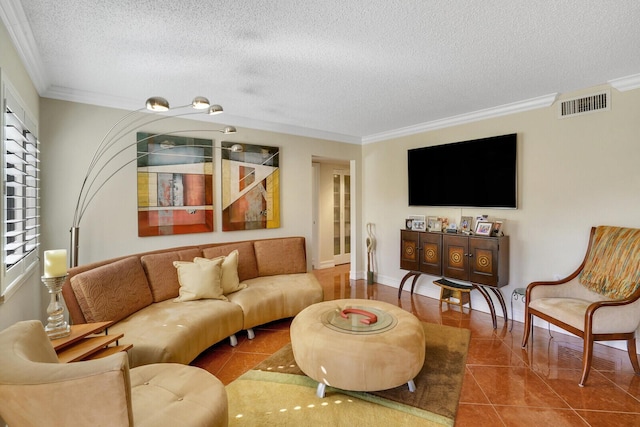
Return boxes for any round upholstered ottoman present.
[290,299,425,398]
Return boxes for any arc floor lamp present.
[69,96,238,267]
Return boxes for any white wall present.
[362,84,640,344]
[38,98,363,270]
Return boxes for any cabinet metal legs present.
[397,271,421,299]
[472,284,508,329]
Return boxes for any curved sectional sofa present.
[61,237,323,368]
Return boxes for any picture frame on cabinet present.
[492,219,505,236]
[460,216,473,234]
[439,217,449,230]
[427,216,438,232]
[429,218,442,232]
[475,221,493,236]
[413,220,426,232]
[405,218,413,230]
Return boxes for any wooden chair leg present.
[627,337,640,375]
[579,334,595,387]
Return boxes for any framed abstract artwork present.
[221,142,280,231]
[136,133,214,236]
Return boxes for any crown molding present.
[215,115,363,145]
[608,73,640,92]
[43,85,363,145]
[0,0,49,93]
[362,93,559,144]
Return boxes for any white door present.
[333,170,350,265]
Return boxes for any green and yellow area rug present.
[226,322,471,426]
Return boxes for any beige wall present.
[38,98,362,271]
[0,20,43,329]
[363,85,640,333]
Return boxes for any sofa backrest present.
[71,256,153,323]
[253,237,307,276]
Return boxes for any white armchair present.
[0,320,228,426]
[522,226,640,386]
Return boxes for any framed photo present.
[492,219,505,236]
[427,216,438,232]
[413,220,426,232]
[460,216,473,234]
[405,218,413,230]
[431,219,442,232]
[475,221,493,236]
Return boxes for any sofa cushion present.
[173,258,227,302]
[141,249,202,302]
[70,256,153,323]
[195,250,247,295]
[202,241,258,281]
[226,273,323,330]
[108,298,244,367]
[253,238,307,276]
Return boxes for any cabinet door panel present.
[419,232,442,275]
[443,235,468,281]
[469,238,499,286]
[400,230,419,271]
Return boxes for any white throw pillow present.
[173,257,227,302]
[195,250,247,295]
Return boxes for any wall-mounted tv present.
[408,133,517,209]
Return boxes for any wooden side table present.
[51,321,132,363]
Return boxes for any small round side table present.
[510,287,526,332]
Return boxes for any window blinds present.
[3,100,40,287]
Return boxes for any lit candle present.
[44,249,68,278]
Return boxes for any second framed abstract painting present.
[221,142,280,231]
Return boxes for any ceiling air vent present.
[559,90,610,118]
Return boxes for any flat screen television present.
[408,133,517,208]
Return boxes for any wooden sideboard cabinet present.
[399,229,510,328]
[442,234,509,287]
[400,229,442,275]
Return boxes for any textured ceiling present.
[3,0,640,143]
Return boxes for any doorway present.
[311,158,354,272]
[333,169,350,265]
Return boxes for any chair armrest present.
[585,287,640,334]
[2,351,129,385]
[0,353,133,426]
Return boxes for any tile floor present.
[191,265,640,426]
